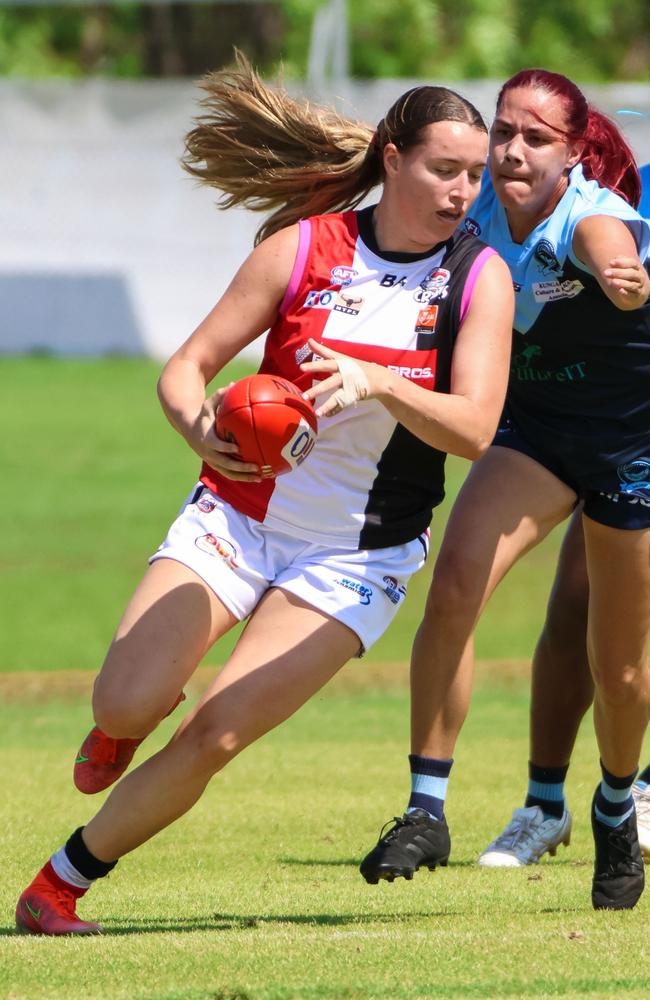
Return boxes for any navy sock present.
[407,755,453,820]
[593,762,637,829]
[524,762,569,819]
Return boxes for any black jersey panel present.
[359,425,446,549]
[359,230,489,548]
[507,259,650,480]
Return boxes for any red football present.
[216,374,318,477]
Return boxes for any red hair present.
[497,69,641,208]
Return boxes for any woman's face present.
[383,120,487,248]
[489,86,582,232]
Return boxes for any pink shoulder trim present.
[278,218,312,317]
[459,246,497,325]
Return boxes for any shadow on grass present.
[2,909,460,937]
[279,855,486,869]
[109,909,459,934]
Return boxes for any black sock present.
[64,827,118,881]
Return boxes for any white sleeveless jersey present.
[201,208,495,550]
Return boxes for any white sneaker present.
[478,805,572,867]
[632,783,650,861]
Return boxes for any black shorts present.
[494,424,650,531]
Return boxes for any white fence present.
[2,78,649,360]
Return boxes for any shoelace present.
[490,814,540,852]
[29,885,78,918]
[600,826,640,875]
[378,815,418,843]
[90,732,120,766]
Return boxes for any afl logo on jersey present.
[414,268,450,304]
[196,492,218,514]
[533,239,562,274]
[330,265,357,287]
[464,217,481,237]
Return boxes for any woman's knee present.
[590,661,649,710]
[92,679,166,739]
[177,719,246,777]
[425,545,487,624]
[545,573,589,646]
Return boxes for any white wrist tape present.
[329,356,370,410]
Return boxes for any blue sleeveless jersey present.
[463,164,650,483]
[639,164,650,218]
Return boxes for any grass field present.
[3,669,649,1000]
[5,356,643,1000]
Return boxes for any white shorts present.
[150,484,429,654]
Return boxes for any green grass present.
[0,357,567,671]
[3,675,648,1000]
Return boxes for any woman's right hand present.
[183,386,262,482]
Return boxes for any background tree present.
[0,0,648,80]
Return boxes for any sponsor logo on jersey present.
[511,343,587,383]
[380,273,409,287]
[333,291,364,316]
[617,458,650,498]
[533,239,562,274]
[387,364,435,381]
[330,265,357,287]
[599,490,650,508]
[195,533,239,568]
[532,279,584,303]
[464,217,481,236]
[196,493,218,514]
[304,289,334,309]
[333,576,373,605]
[382,575,407,605]
[414,268,450,303]
[281,418,317,468]
[414,305,439,333]
[295,342,313,365]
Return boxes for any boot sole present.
[362,856,449,885]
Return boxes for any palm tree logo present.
[513,344,542,368]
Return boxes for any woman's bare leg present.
[358,448,576,885]
[583,517,650,909]
[477,511,592,867]
[583,519,650,776]
[81,588,362,861]
[530,507,593,767]
[90,558,239,739]
[411,447,577,758]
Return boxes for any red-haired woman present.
[361,70,650,911]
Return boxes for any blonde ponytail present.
[183,52,380,243]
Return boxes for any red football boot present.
[73,691,186,794]
[16,861,101,936]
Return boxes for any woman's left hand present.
[300,339,388,417]
[603,257,650,307]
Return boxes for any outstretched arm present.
[302,254,514,461]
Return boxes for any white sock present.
[50,847,93,890]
